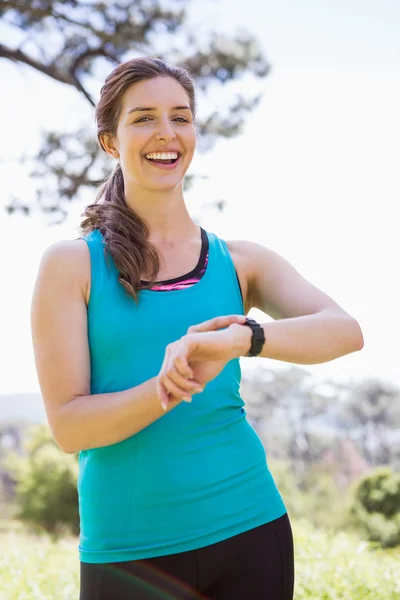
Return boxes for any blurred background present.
[0,1,399,599]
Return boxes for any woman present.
[31,57,363,600]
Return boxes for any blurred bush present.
[349,467,400,548]
[3,425,79,538]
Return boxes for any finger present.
[165,341,194,381]
[158,344,189,410]
[161,376,193,402]
[157,381,170,412]
[156,378,177,410]
[174,355,194,379]
[187,314,246,334]
[162,351,178,383]
[168,365,203,393]
[157,379,186,411]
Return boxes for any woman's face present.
[110,76,196,192]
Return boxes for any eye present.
[134,115,190,124]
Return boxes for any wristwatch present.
[243,317,265,357]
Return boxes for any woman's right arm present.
[30,240,198,454]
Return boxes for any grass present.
[294,518,400,599]
[0,518,399,599]
[0,520,78,600]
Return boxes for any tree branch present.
[51,8,111,41]
[70,46,118,77]
[0,43,71,85]
[0,42,100,104]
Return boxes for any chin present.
[146,176,185,192]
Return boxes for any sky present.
[0,0,399,394]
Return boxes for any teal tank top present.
[78,228,286,563]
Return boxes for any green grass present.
[0,519,399,599]
[294,518,400,599]
[0,521,78,600]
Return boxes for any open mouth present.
[144,152,181,166]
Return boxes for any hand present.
[156,314,249,410]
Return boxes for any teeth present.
[145,152,179,160]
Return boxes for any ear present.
[99,133,120,158]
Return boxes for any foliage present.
[242,366,400,474]
[3,424,79,538]
[270,459,349,532]
[349,466,400,548]
[0,518,399,599]
[0,0,269,219]
[337,378,400,428]
[1,421,400,596]
[294,518,400,599]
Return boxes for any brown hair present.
[80,57,197,300]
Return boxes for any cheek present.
[185,129,197,155]
[127,142,147,169]
[122,129,145,153]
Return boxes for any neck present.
[124,182,199,244]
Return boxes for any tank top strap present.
[206,231,244,313]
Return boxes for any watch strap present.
[244,317,265,357]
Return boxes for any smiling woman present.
[104,76,196,189]
[80,61,198,295]
[31,56,363,600]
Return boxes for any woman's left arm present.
[230,240,364,364]
[157,242,364,406]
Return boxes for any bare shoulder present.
[38,239,91,304]
[41,238,89,259]
[227,238,344,319]
[226,239,276,260]
[226,238,273,277]
[226,238,302,283]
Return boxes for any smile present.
[143,153,182,170]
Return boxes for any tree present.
[341,379,400,428]
[337,379,400,466]
[3,424,79,537]
[349,466,400,548]
[0,0,269,220]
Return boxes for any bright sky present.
[0,0,399,394]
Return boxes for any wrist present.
[230,323,253,358]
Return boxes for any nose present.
[155,117,177,142]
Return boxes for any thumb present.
[187,314,246,334]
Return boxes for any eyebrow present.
[127,106,191,115]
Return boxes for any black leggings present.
[79,513,294,600]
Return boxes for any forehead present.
[121,76,190,115]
